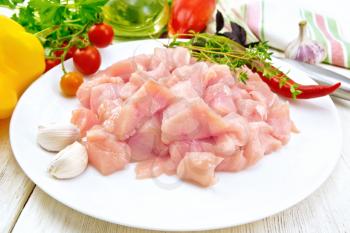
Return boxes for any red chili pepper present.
[255,68,341,99]
[168,0,216,36]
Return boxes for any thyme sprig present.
[168,32,301,98]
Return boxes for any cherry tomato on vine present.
[73,46,101,75]
[54,42,77,60]
[60,71,84,96]
[54,41,67,57]
[66,46,77,59]
[88,23,114,48]
[45,59,61,72]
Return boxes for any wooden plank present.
[0,119,35,233]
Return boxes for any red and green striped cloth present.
[207,0,350,68]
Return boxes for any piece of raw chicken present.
[69,47,297,187]
[86,126,131,175]
[177,152,223,187]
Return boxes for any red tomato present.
[73,46,101,75]
[45,59,61,72]
[54,42,77,60]
[168,0,216,36]
[88,23,114,48]
[66,46,77,59]
[53,42,68,58]
[60,72,84,96]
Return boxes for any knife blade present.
[277,58,350,100]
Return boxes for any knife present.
[277,58,350,100]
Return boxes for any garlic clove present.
[285,20,326,64]
[48,141,88,179]
[37,123,80,152]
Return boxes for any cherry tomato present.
[54,42,77,60]
[45,59,61,72]
[168,0,216,36]
[88,23,114,48]
[60,72,84,96]
[53,42,68,57]
[66,46,77,59]
[73,46,101,75]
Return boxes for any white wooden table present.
[1,1,350,233]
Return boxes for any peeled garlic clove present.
[37,123,80,152]
[48,141,88,179]
[285,20,326,64]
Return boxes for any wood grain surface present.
[0,119,35,233]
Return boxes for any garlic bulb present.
[37,123,80,152]
[48,141,88,179]
[285,20,326,64]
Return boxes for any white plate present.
[10,40,342,231]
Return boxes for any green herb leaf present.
[28,0,65,27]
[239,72,248,84]
[290,83,302,99]
[169,32,301,99]
[0,0,24,9]
[10,0,108,73]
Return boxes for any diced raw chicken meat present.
[76,76,124,108]
[222,112,250,146]
[97,98,122,122]
[172,47,192,67]
[231,83,251,102]
[161,98,229,144]
[150,47,191,71]
[236,99,267,122]
[170,80,199,100]
[68,47,296,186]
[205,83,236,115]
[215,150,247,172]
[97,54,151,81]
[169,139,215,166]
[71,107,99,137]
[211,113,250,158]
[250,90,277,108]
[172,62,209,96]
[128,115,168,161]
[244,122,282,166]
[241,69,277,107]
[177,152,223,187]
[204,64,235,87]
[89,83,123,113]
[135,157,177,179]
[267,101,294,144]
[86,126,131,175]
[108,80,175,140]
[213,133,239,157]
[119,73,145,100]
[140,61,171,80]
[150,48,174,70]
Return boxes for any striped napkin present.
[207,0,350,68]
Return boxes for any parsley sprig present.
[168,32,301,98]
[5,0,107,58]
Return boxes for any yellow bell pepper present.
[0,16,45,119]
